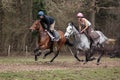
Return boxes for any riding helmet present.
[38,11,44,16]
[77,12,84,18]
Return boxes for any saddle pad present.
[90,31,100,40]
[54,30,60,41]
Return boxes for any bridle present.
[68,24,80,36]
[34,21,44,31]
[67,26,74,36]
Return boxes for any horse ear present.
[68,22,71,26]
[71,22,74,25]
[68,21,73,26]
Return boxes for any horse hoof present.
[35,55,38,61]
[92,57,96,60]
[83,62,87,65]
[89,57,96,61]
[79,60,84,62]
[35,58,38,61]
[43,56,46,59]
[96,63,100,65]
[45,61,52,64]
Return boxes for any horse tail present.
[105,38,117,45]
[65,38,73,46]
[96,31,108,44]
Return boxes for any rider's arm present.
[81,19,88,33]
[79,25,82,32]
[78,19,82,32]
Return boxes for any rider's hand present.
[81,30,85,33]
[80,31,83,34]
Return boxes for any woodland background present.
[0,0,120,56]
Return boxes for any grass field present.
[0,55,120,80]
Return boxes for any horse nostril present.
[64,35,68,38]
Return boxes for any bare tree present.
[0,0,4,51]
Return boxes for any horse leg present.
[43,42,54,59]
[83,48,95,64]
[84,51,89,64]
[34,47,39,53]
[50,50,60,62]
[96,45,105,65]
[43,48,53,59]
[96,50,104,65]
[74,50,83,62]
[88,48,96,61]
[34,47,41,61]
[49,41,63,62]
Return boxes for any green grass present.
[0,56,120,80]
[0,55,76,64]
[0,55,119,64]
[0,68,120,80]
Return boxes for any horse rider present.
[38,11,56,40]
[77,12,99,47]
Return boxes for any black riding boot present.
[84,32,94,48]
[51,30,60,41]
[90,38,94,48]
[51,30,55,38]
[47,30,55,41]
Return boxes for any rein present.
[71,24,81,36]
[66,26,73,35]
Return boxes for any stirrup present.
[51,37,59,41]
[51,37,55,41]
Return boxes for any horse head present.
[30,20,43,32]
[64,22,79,38]
[64,22,74,38]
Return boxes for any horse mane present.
[34,20,44,29]
[69,22,79,32]
[32,20,38,23]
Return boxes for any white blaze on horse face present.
[64,25,73,38]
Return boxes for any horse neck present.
[38,27,49,39]
[72,26,89,42]
[72,26,80,35]
[38,28,46,38]
[38,27,44,33]
[37,23,44,33]
[72,26,81,41]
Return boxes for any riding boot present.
[46,30,55,41]
[91,38,97,48]
[50,30,54,37]
[83,32,93,48]
[84,32,96,47]
[89,38,93,48]
[51,30,57,40]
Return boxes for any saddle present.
[84,30,100,47]
[89,30,100,40]
[46,30,60,41]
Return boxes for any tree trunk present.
[89,0,96,28]
[28,0,33,26]
[0,0,4,51]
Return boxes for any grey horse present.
[64,22,108,65]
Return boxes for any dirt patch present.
[0,60,120,72]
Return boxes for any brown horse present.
[29,20,72,62]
